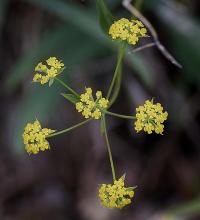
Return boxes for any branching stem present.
[107,42,126,101]
[48,119,91,138]
[55,77,79,97]
[105,110,136,120]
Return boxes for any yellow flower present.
[33,57,64,85]
[99,98,109,109]
[96,91,102,98]
[80,93,90,103]
[99,176,135,209]
[46,57,64,69]
[22,120,55,154]
[109,18,147,45]
[76,102,84,112]
[92,109,102,119]
[86,87,92,95]
[82,108,92,119]
[76,88,109,120]
[134,100,168,134]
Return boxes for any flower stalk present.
[102,115,116,181]
[55,77,79,97]
[47,119,91,138]
[104,110,136,120]
[107,42,126,103]
[22,6,170,209]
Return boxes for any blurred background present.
[0,0,200,219]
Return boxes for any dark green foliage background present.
[0,0,200,219]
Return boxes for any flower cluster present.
[135,100,168,134]
[22,6,170,210]
[109,18,147,45]
[75,88,109,119]
[23,120,55,154]
[33,57,64,84]
[99,176,135,209]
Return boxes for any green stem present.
[47,119,91,138]
[106,42,126,100]
[55,77,79,97]
[105,110,136,120]
[108,62,122,107]
[102,116,116,181]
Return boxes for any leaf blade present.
[61,93,80,104]
[96,0,115,34]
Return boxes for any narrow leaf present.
[49,78,54,87]
[61,93,80,104]
[120,173,126,180]
[128,186,138,190]
[96,0,115,34]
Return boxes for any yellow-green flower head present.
[135,100,168,134]
[75,88,109,120]
[33,57,64,84]
[99,176,135,209]
[109,18,147,45]
[22,119,55,154]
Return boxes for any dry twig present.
[122,0,182,68]
[128,42,156,54]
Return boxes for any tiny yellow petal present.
[33,57,65,85]
[76,88,109,120]
[22,120,55,155]
[109,18,147,45]
[134,100,168,134]
[99,177,135,209]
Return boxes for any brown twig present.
[128,42,156,54]
[122,0,182,68]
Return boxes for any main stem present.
[102,116,116,181]
[55,77,79,97]
[106,42,126,100]
[48,119,91,138]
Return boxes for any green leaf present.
[26,0,107,42]
[128,186,138,190]
[57,66,66,75]
[61,93,80,104]
[120,173,126,180]
[49,78,54,87]
[96,0,115,34]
